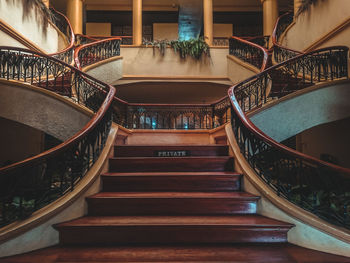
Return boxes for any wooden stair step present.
[55,215,294,245]
[101,172,241,192]
[114,145,229,157]
[4,244,350,263]
[109,157,234,172]
[87,191,259,215]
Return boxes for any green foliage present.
[144,37,210,60]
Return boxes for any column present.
[294,0,302,16]
[67,0,84,34]
[42,0,49,8]
[203,0,213,45]
[133,0,142,46]
[261,0,279,36]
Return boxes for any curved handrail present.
[228,45,350,229]
[74,37,121,69]
[49,8,75,64]
[271,12,303,63]
[229,36,269,71]
[0,46,116,227]
[74,35,269,130]
[75,34,133,46]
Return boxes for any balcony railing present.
[272,12,303,63]
[50,8,75,65]
[0,46,116,227]
[229,45,350,229]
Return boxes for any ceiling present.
[114,81,231,104]
[52,0,293,13]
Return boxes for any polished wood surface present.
[87,191,260,215]
[2,244,350,263]
[3,144,350,262]
[114,144,229,157]
[102,172,242,192]
[109,156,235,172]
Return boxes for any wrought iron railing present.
[228,45,350,229]
[213,37,229,47]
[272,12,303,63]
[75,38,121,68]
[242,36,270,49]
[229,36,269,71]
[76,34,132,46]
[0,47,115,227]
[74,35,269,130]
[49,8,75,65]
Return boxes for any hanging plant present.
[5,0,55,34]
[296,0,323,17]
[144,37,210,60]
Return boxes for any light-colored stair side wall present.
[0,81,91,141]
[0,0,64,53]
[249,80,350,143]
[83,57,123,86]
[281,0,350,52]
[227,55,260,84]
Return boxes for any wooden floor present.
[1,244,350,263]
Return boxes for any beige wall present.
[86,22,112,36]
[298,117,350,168]
[0,82,90,141]
[282,0,350,51]
[0,118,44,167]
[84,57,123,85]
[213,24,233,38]
[0,0,61,53]
[121,46,228,78]
[153,23,178,40]
[227,55,259,84]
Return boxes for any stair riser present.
[59,227,289,245]
[114,146,229,157]
[102,175,241,192]
[87,199,257,215]
[109,158,234,172]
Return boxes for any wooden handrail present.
[0,46,116,174]
[228,45,350,176]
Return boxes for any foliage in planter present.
[296,0,324,17]
[144,37,210,60]
[5,0,55,34]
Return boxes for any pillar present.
[42,0,49,8]
[261,0,279,36]
[67,0,84,34]
[203,0,213,45]
[133,0,142,46]
[294,0,302,16]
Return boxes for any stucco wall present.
[0,0,61,53]
[281,0,350,51]
[83,57,123,85]
[121,46,228,77]
[249,80,350,143]
[227,55,259,84]
[0,81,90,141]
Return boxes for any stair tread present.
[116,144,227,147]
[88,192,259,199]
[4,244,350,263]
[102,172,240,177]
[56,215,294,228]
[111,156,232,159]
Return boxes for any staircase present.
[54,143,294,245]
